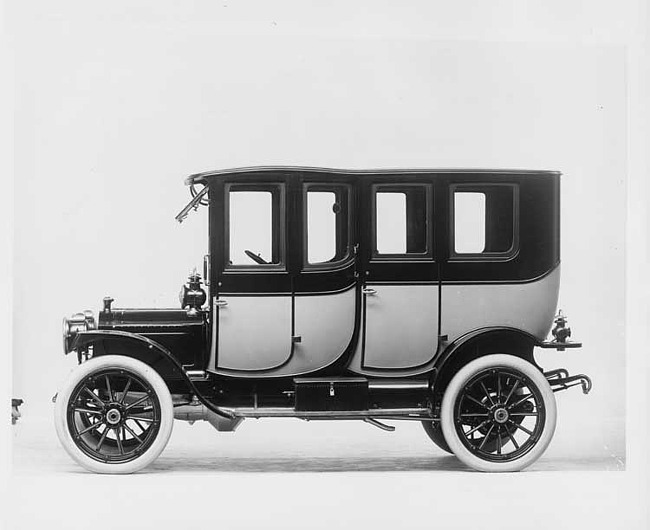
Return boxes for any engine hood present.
[98,308,205,329]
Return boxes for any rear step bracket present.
[544,370,592,394]
[364,418,396,432]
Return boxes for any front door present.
[360,180,439,370]
[211,180,292,372]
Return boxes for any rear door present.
[359,178,439,370]
[292,177,357,370]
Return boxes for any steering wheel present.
[245,250,269,265]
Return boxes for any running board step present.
[294,377,367,412]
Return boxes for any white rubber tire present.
[441,354,557,472]
[54,355,174,474]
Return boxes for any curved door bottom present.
[214,296,292,371]
[362,284,438,370]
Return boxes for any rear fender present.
[432,327,541,394]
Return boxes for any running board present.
[225,407,431,419]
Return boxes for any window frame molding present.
[301,183,354,271]
[449,182,520,263]
[223,182,287,272]
[370,183,434,262]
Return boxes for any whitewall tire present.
[54,355,174,474]
[440,354,557,472]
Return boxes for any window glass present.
[305,186,350,265]
[307,192,337,264]
[228,190,278,266]
[454,192,486,253]
[376,192,407,254]
[375,187,429,256]
[453,186,516,255]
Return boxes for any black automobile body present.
[56,167,591,473]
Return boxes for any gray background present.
[3,1,649,529]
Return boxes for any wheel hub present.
[493,407,509,424]
[105,406,123,426]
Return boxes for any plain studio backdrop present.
[4,2,648,530]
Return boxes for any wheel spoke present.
[479,381,496,407]
[74,407,103,416]
[125,394,150,411]
[478,423,496,450]
[133,419,148,431]
[507,394,535,410]
[83,387,106,408]
[509,412,538,417]
[120,377,133,405]
[115,427,124,455]
[128,416,154,423]
[505,426,520,450]
[503,378,521,406]
[76,420,104,438]
[124,423,144,444]
[95,428,109,451]
[508,419,533,436]
[496,427,502,455]
[105,375,113,402]
[465,420,490,437]
[460,413,489,418]
[465,395,489,410]
[497,372,502,404]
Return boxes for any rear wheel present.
[440,354,556,472]
[54,355,174,474]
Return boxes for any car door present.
[291,178,357,371]
[209,178,293,372]
[359,179,439,370]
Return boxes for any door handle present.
[214,299,228,307]
[362,288,377,295]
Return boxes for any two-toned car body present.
[55,167,591,473]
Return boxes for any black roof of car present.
[185,166,560,185]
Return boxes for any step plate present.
[295,378,368,412]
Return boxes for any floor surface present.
[7,413,630,529]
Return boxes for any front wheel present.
[440,354,557,472]
[54,355,174,474]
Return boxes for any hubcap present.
[493,407,509,424]
[106,407,122,426]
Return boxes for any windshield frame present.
[175,184,209,223]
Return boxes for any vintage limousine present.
[55,167,591,473]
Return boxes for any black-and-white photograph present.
[2,1,648,529]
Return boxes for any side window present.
[227,186,283,267]
[305,185,350,266]
[452,184,518,258]
[373,185,431,258]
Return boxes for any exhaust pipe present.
[173,397,244,432]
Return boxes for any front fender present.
[70,330,234,419]
[71,330,182,376]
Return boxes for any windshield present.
[175,185,209,223]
